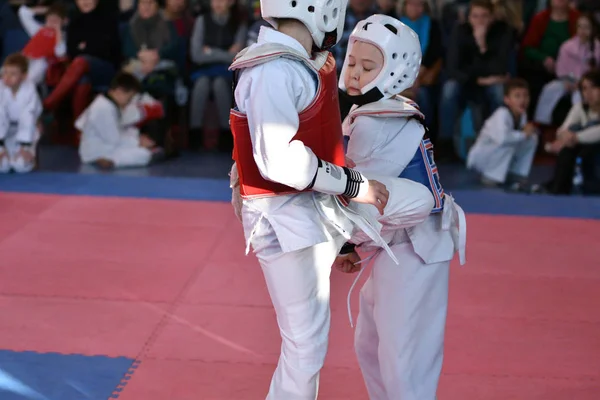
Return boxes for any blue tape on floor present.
[1,172,599,219]
[0,350,135,400]
[0,172,231,201]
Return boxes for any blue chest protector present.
[399,136,445,213]
[346,98,445,214]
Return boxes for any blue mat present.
[0,350,136,400]
[1,172,599,219]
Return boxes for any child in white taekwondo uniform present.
[467,78,539,190]
[227,2,435,399]
[334,15,467,400]
[0,54,42,174]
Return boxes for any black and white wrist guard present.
[339,242,356,255]
[307,158,369,198]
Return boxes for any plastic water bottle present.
[174,79,188,107]
[572,156,583,194]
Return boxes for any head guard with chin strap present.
[260,0,348,51]
[339,14,422,103]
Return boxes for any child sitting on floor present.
[76,72,165,169]
[467,78,539,191]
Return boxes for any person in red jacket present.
[519,0,580,114]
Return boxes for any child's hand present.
[523,122,537,136]
[333,251,362,273]
[345,156,356,168]
[545,140,564,154]
[352,179,389,215]
[228,43,242,54]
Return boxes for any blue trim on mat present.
[0,350,135,400]
[1,172,599,219]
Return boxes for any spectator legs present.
[437,79,463,159]
[548,146,579,194]
[212,76,234,152]
[72,83,92,120]
[416,85,434,132]
[42,57,90,111]
[483,83,504,114]
[439,80,463,141]
[189,76,211,149]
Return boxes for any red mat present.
[1,192,599,399]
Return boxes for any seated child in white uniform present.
[334,16,466,400]
[467,78,539,191]
[0,53,42,173]
[76,72,165,169]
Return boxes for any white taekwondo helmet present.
[260,0,348,51]
[339,14,422,99]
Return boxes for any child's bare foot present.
[94,158,115,170]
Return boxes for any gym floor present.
[0,146,598,399]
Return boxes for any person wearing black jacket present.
[438,0,514,153]
[42,0,121,121]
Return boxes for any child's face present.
[581,78,600,107]
[468,5,492,31]
[1,65,25,90]
[76,0,97,14]
[404,0,425,20]
[45,14,64,31]
[112,89,137,108]
[343,40,384,96]
[211,0,232,15]
[377,0,396,12]
[138,0,159,19]
[504,87,530,115]
[576,16,592,42]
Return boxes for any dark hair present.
[46,2,68,19]
[109,72,142,93]
[581,68,600,88]
[504,78,529,96]
[577,13,599,69]
[3,53,29,73]
[470,0,494,14]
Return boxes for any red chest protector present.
[22,27,58,60]
[229,45,345,199]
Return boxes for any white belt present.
[441,194,467,266]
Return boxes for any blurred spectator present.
[492,0,525,36]
[18,3,68,85]
[333,0,376,73]
[42,0,121,123]
[543,68,600,194]
[188,0,246,151]
[398,0,443,129]
[121,0,181,152]
[377,0,398,17]
[122,0,181,96]
[519,0,579,115]
[438,0,514,153]
[163,0,195,39]
[118,0,136,20]
[535,13,599,125]
[245,0,269,46]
